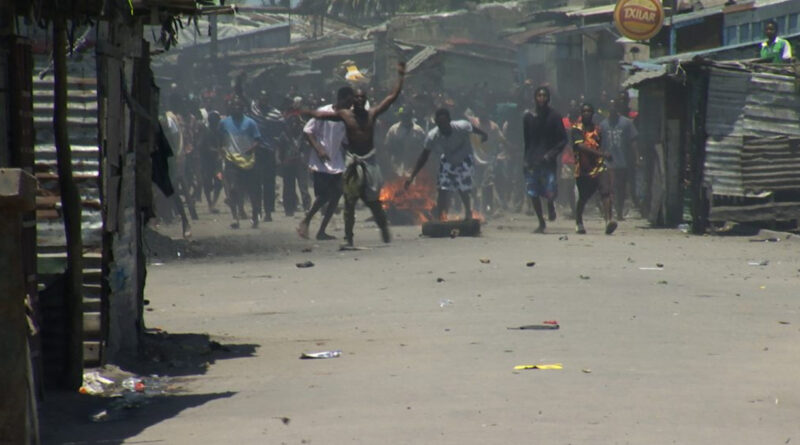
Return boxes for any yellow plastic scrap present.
[514,363,563,371]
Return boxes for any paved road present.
[41,209,800,445]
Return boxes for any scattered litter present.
[301,247,313,253]
[296,261,315,268]
[526,261,536,267]
[656,263,664,268]
[778,321,791,325]
[749,238,780,243]
[514,363,563,371]
[436,277,445,283]
[582,368,592,374]
[657,280,668,285]
[639,267,663,271]
[275,416,291,425]
[80,372,115,395]
[558,235,568,241]
[678,223,689,233]
[122,377,145,392]
[439,299,454,308]
[748,260,769,266]
[507,321,559,330]
[579,275,590,280]
[339,245,370,251]
[300,350,341,359]
[479,258,491,264]
[82,367,173,422]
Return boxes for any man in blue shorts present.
[406,108,488,221]
[522,86,567,233]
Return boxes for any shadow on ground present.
[129,330,260,377]
[144,225,318,260]
[39,332,258,444]
[39,391,236,445]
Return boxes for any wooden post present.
[53,18,84,389]
[0,168,37,445]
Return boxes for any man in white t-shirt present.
[296,86,354,240]
[406,108,487,221]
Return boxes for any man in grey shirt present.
[599,99,638,221]
[406,108,487,221]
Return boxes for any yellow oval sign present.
[614,0,664,41]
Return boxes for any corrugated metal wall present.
[34,51,104,381]
[704,67,800,197]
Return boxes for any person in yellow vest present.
[759,19,793,64]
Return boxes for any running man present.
[522,86,567,233]
[571,103,616,235]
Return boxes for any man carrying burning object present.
[405,108,488,221]
[571,103,616,235]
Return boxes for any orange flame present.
[380,173,437,224]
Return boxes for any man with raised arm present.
[302,62,406,246]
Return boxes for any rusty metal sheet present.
[741,136,800,194]
[703,66,800,197]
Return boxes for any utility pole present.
[53,17,84,389]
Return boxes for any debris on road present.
[439,299,454,308]
[275,416,291,425]
[748,260,769,266]
[479,258,491,264]
[422,219,480,238]
[507,321,559,330]
[558,235,568,241]
[526,261,536,267]
[80,366,170,398]
[296,260,315,268]
[300,350,341,359]
[778,321,791,325]
[339,245,370,251]
[582,368,592,374]
[749,237,780,243]
[436,277,445,283]
[658,280,668,285]
[579,275,590,280]
[301,247,313,253]
[513,363,563,371]
[639,267,663,271]
[81,366,174,422]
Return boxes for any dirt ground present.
[39,204,800,445]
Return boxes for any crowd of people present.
[156,63,643,243]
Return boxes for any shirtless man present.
[302,62,406,246]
